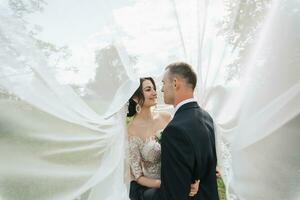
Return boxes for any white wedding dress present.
[0,0,299,200]
[128,135,161,180]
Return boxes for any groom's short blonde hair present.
[165,62,197,90]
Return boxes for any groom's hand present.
[189,180,200,196]
[216,167,221,178]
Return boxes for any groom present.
[153,62,219,200]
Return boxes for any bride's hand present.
[189,179,200,197]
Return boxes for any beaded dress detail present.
[128,135,161,180]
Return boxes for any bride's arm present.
[136,176,161,188]
[128,135,161,188]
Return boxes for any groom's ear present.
[173,78,177,88]
[173,77,181,90]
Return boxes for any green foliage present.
[126,116,134,126]
[217,177,226,200]
[8,0,47,17]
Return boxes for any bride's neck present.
[136,106,154,121]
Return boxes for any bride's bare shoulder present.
[158,111,172,123]
[127,118,139,137]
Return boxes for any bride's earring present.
[136,104,141,113]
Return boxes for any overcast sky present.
[19,0,222,84]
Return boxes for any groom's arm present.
[160,125,195,200]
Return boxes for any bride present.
[127,77,199,199]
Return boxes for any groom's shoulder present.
[201,108,214,123]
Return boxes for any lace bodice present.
[128,135,161,180]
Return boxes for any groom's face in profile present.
[161,70,175,105]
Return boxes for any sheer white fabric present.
[0,0,299,200]
[196,0,300,199]
[0,2,138,199]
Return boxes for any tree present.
[86,45,136,100]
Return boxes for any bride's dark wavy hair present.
[127,77,156,117]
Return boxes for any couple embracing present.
[127,62,219,200]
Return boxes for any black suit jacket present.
[155,102,219,200]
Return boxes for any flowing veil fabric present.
[0,2,138,199]
[199,0,300,199]
[0,0,299,200]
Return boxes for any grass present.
[217,177,226,200]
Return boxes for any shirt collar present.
[174,98,197,113]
